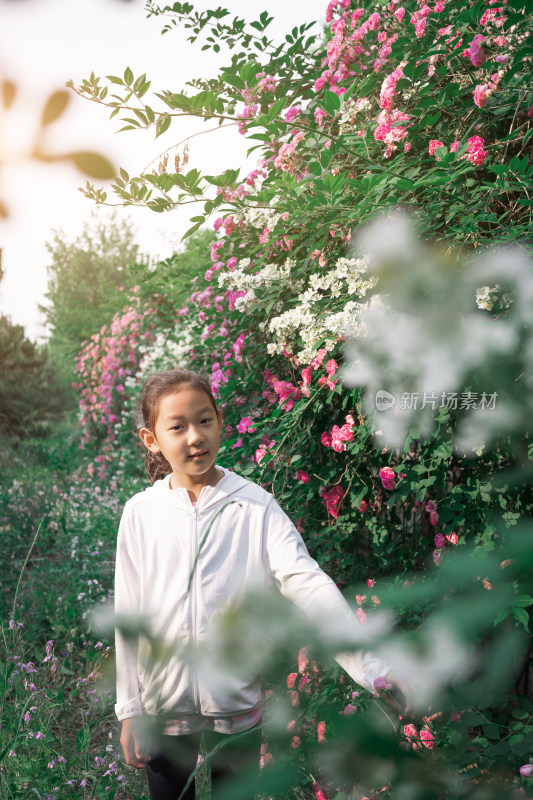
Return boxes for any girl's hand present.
[381,671,414,717]
[120,717,151,769]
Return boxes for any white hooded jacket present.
[114,465,391,722]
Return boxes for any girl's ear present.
[139,427,160,453]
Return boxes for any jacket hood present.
[145,465,251,511]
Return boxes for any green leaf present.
[513,607,530,630]
[41,90,70,126]
[308,162,321,177]
[67,151,115,179]
[156,114,171,138]
[221,72,245,90]
[323,90,341,115]
[266,97,286,122]
[75,724,90,753]
[513,595,533,608]
[106,75,124,85]
[124,67,134,85]
[482,724,501,740]
[182,220,204,240]
[320,148,332,169]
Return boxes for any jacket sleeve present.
[114,503,144,720]
[263,497,392,695]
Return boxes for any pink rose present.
[420,726,435,749]
[301,367,313,385]
[287,672,297,688]
[519,765,533,778]
[358,500,368,513]
[434,533,445,548]
[297,470,310,483]
[415,18,426,38]
[326,359,338,376]
[466,135,488,166]
[314,784,328,800]
[317,721,327,743]
[368,12,381,30]
[429,139,445,159]
[473,84,490,108]
[469,34,488,67]
[403,723,419,745]
[379,466,396,490]
[237,417,255,434]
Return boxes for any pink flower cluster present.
[285,105,301,123]
[322,483,345,518]
[73,300,151,479]
[479,5,507,29]
[321,414,356,452]
[255,436,276,466]
[429,136,488,166]
[452,135,489,166]
[273,131,306,174]
[237,416,256,434]
[374,107,412,157]
[403,722,435,750]
[379,467,406,490]
[473,72,500,108]
[263,368,300,411]
[299,350,340,397]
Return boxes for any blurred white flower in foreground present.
[341,212,532,452]
[375,621,474,713]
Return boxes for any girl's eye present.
[201,418,212,424]
[172,425,183,431]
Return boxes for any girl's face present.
[140,388,223,483]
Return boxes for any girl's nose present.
[187,425,204,444]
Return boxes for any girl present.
[114,368,405,800]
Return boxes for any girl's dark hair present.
[138,368,219,485]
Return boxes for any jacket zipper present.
[190,487,208,715]
[191,501,200,713]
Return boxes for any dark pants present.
[145,725,263,800]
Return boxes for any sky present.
[0,0,327,342]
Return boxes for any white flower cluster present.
[339,97,372,132]
[475,284,513,312]
[265,255,378,363]
[233,202,283,231]
[137,325,194,377]
[219,257,299,297]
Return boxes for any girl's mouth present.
[189,451,207,460]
